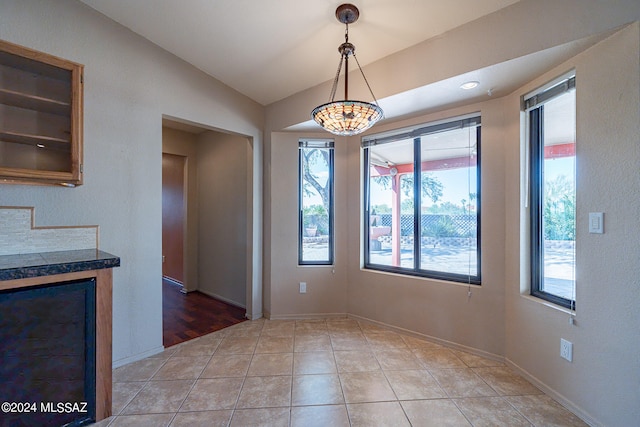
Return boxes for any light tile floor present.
[92,318,588,427]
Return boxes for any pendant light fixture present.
[311,3,383,136]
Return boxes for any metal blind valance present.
[299,140,334,149]
[361,115,481,148]
[524,75,575,111]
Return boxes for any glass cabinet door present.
[0,39,83,186]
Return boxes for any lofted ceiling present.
[80,0,523,106]
[80,0,608,132]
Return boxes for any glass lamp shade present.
[312,100,383,136]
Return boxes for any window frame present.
[298,140,335,265]
[362,116,482,284]
[526,74,576,310]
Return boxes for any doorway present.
[161,120,252,346]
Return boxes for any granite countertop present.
[0,249,120,281]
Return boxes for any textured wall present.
[504,24,640,427]
[267,132,349,318]
[265,2,640,426]
[0,0,263,366]
[196,132,250,308]
[344,99,506,358]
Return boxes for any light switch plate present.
[589,212,604,234]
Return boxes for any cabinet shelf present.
[0,130,70,150]
[0,88,70,116]
[0,39,83,186]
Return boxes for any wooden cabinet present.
[0,39,83,186]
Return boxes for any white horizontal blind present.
[361,114,481,148]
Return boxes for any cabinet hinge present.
[80,73,84,84]
[80,164,83,173]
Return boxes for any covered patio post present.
[391,173,402,266]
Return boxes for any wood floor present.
[162,278,246,347]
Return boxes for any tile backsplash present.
[0,207,98,255]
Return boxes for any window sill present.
[298,264,335,269]
[520,293,576,316]
[361,266,482,288]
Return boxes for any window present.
[526,74,576,309]
[299,140,334,265]
[363,115,481,284]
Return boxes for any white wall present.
[504,24,640,427]
[266,132,348,318]
[197,132,249,308]
[0,0,263,365]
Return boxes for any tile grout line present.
[103,318,584,427]
[171,338,219,422]
[328,319,354,427]
[369,330,415,426]
[229,321,264,423]
[111,353,172,421]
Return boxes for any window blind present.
[361,114,481,148]
[524,75,575,111]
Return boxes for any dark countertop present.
[0,249,120,281]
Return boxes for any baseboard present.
[505,358,600,427]
[268,312,348,320]
[350,313,597,426]
[196,288,246,310]
[162,276,183,287]
[246,311,263,320]
[117,312,597,427]
[112,345,165,369]
[348,313,505,364]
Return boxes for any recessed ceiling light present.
[460,81,479,90]
[36,144,45,148]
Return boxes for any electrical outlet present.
[299,282,307,293]
[560,338,573,362]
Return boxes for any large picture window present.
[363,115,481,284]
[299,140,334,265]
[526,74,576,309]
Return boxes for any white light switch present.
[589,212,603,234]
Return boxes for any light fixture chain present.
[311,3,383,136]
[353,53,381,107]
[329,54,344,102]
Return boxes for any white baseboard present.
[246,311,263,320]
[267,312,348,320]
[196,288,246,310]
[112,345,165,369]
[350,314,595,425]
[130,304,595,427]
[348,313,505,363]
[505,358,600,427]
[162,276,183,287]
